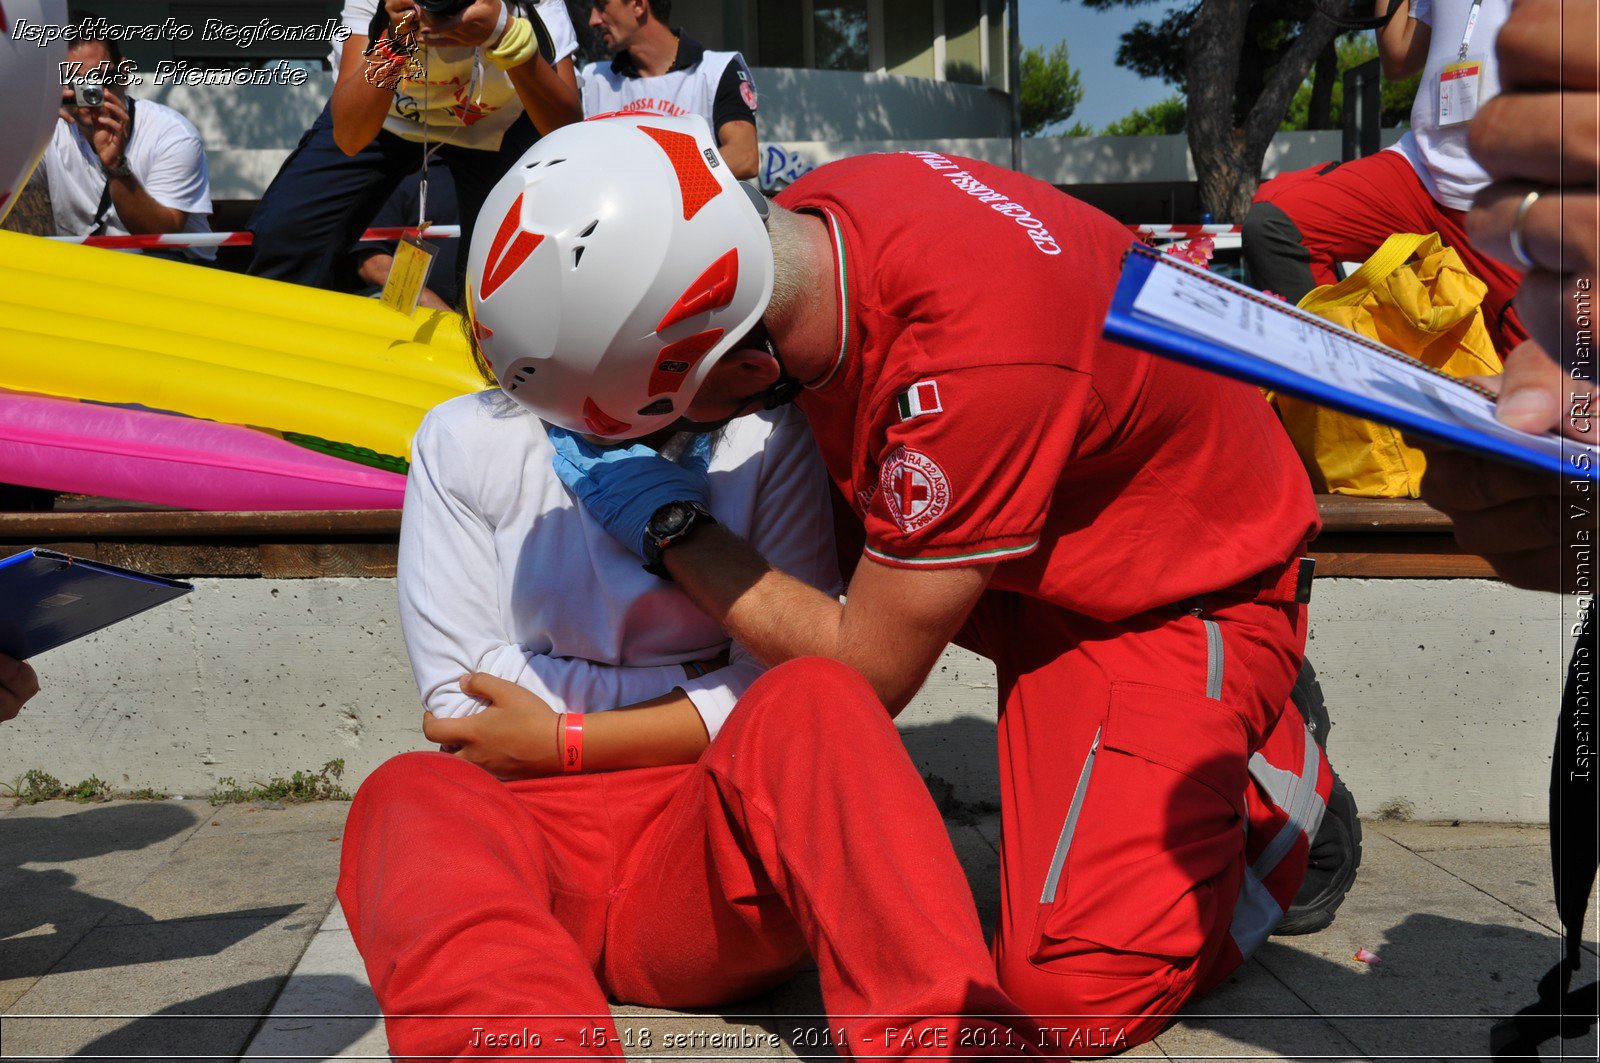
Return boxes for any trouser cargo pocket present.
[1030,680,1250,972]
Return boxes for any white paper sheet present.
[1129,257,1599,472]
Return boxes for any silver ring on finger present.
[1508,189,1541,271]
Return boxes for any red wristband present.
[561,712,584,774]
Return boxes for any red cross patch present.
[879,447,950,533]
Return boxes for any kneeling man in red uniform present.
[463,114,1361,1052]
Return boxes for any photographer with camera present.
[247,0,581,291]
[44,15,215,263]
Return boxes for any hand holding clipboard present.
[1103,243,1599,481]
[0,549,192,724]
[0,549,192,661]
[1103,245,1596,591]
[0,654,38,723]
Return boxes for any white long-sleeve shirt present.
[398,391,841,739]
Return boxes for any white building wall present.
[132,68,1015,199]
[134,71,1395,203]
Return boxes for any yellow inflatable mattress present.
[0,231,488,460]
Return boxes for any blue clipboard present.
[0,549,193,660]
[1104,243,1599,481]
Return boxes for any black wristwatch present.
[642,501,717,580]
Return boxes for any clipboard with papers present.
[0,549,193,660]
[1102,242,1599,482]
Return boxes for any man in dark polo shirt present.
[579,0,758,178]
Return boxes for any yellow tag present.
[381,236,438,316]
[1438,59,1482,127]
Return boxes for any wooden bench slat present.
[0,496,1471,579]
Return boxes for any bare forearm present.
[508,57,581,136]
[330,47,394,155]
[1377,0,1427,79]
[666,526,843,662]
[581,691,710,771]
[717,122,759,180]
[662,525,943,713]
[107,175,184,234]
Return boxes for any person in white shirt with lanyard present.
[247,0,582,290]
[580,0,758,179]
[46,19,214,263]
[1243,0,1528,357]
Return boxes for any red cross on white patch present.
[879,447,950,533]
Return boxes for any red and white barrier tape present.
[1127,224,1243,238]
[49,223,1233,250]
[47,225,464,251]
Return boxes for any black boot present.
[1275,660,1364,936]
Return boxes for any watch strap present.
[642,501,716,580]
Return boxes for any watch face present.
[654,504,691,538]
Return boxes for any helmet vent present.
[637,399,674,416]
[572,245,585,269]
[647,329,723,396]
[579,219,599,238]
[507,366,536,391]
[655,249,739,333]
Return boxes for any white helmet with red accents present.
[466,111,772,440]
[0,1,69,225]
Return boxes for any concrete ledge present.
[0,573,1570,822]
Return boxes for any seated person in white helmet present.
[580,0,758,179]
[334,122,1051,1059]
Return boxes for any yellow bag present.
[1274,232,1502,497]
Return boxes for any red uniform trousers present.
[964,575,1330,1055]
[1247,150,1527,356]
[338,657,1044,1062]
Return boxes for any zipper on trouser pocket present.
[1040,726,1101,904]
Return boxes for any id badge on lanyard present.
[1438,0,1484,126]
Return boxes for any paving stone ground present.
[1,798,1594,1062]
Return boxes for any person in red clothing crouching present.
[453,112,1360,1054]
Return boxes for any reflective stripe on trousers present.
[1040,727,1100,904]
[1230,723,1326,956]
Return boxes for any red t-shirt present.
[777,152,1320,622]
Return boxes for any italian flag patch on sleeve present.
[896,380,942,421]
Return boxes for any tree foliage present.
[1086,0,1334,124]
[1100,94,1189,135]
[1280,33,1421,130]
[1077,0,1348,219]
[1021,41,1086,136]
